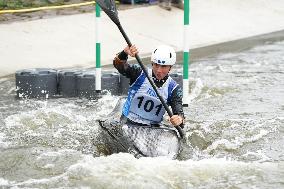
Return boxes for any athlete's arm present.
[113,45,142,85]
[169,86,185,127]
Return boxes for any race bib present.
[129,95,166,123]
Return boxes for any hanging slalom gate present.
[15,68,183,99]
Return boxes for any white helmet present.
[151,45,176,66]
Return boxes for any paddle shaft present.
[117,24,184,138]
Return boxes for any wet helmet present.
[151,45,176,66]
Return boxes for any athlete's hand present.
[169,115,183,127]
[124,45,138,57]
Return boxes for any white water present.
[1,41,284,188]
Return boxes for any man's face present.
[152,63,172,80]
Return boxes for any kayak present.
[96,98,182,159]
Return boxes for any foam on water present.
[242,150,272,162]
[0,94,119,157]
[186,116,282,159]
[0,133,10,149]
[62,153,283,189]
[0,178,11,187]
[205,128,268,153]
[186,78,204,103]
[3,152,281,189]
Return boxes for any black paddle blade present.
[96,0,120,25]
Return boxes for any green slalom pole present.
[96,3,101,92]
[183,0,190,106]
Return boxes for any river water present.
[0,41,284,188]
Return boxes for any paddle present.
[95,0,184,138]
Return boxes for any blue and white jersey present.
[122,69,178,125]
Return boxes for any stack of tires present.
[16,68,57,98]
[15,68,182,99]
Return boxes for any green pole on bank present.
[183,0,190,106]
[95,3,101,92]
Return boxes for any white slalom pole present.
[183,0,190,106]
[95,3,102,92]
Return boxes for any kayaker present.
[113,45,185,128]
